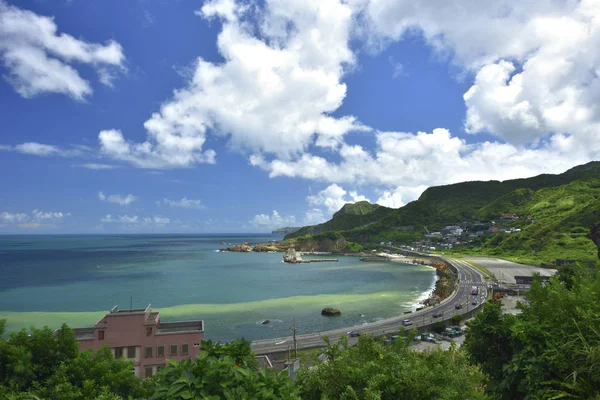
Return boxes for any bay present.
[0,234,436,341]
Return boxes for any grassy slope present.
[288,162,600,264]
[453,178,600,264]
[285,201,393,239]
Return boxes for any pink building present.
[68,304,204,378]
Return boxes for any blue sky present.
[1,0,599,233]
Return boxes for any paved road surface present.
[464,256,556,283]
[251,256,485,355]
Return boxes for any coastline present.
[0,235,438,342]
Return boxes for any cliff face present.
[293,236,347,252]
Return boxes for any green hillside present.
[286,201,393,239]
[288,161,600,264]
[462,178,600,264]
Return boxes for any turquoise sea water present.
[0,234,436,341]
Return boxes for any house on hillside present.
[425,232,442,238]
[500,213,520,221]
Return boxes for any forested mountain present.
[287,162,600,264]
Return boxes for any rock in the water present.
[321,307,341,316]
[283,247,304,263]
[261,319,270,325]
[253,244,280,252]
[222,243,252,252]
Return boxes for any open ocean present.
[0,234,436,341]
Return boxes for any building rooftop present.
[157,320,204,335]
[108,304,152,315]
[72,327,96,341]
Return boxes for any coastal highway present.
[251,257,487,355]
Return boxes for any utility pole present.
[291,319,297,359]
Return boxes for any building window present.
[98,330,104,340]
[170,344,178,356]
[157,345,164,357]
[114,347,123,358]
[127,346,136,359]
[145,367,153,378]
[145,346,153,358]
[146,327,152,337]
[181,344,189,355]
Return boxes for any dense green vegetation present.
[287,161,600,264]
[0,323,144,399]
[0,322,483,399]
[297,335,485,399]
[147,339,298,400]
[287,230,365,252]
[450,178,600,264]
[465,262,600,399]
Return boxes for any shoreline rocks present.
[221,243,253,252]
[321,307,341,316]
[253,244,281,252]
[431,263,458,300]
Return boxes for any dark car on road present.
[455,304,463,310]
[347,330,360,337]
[433,313,443,318]
[471,301,477,306]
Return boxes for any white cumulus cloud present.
[81,163,117,170]
[375,186,428,209]
[101,214,171,225]
[0,211,29,223]
[161,197,204,209]
[250,210,296,229]
[362,0,600,147]
[0,0,126,100]
[254,127,598,191]
[101,214,139,224]
[307,184,370,214]
[98,191,137,206]
[0,209,70,229]
[99,0,366,169]
[0,142,90,157]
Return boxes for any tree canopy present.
[297,333,485,400]
[465,263,600,399]
[0,324,143,400]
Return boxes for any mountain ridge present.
[286,161,600,264]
